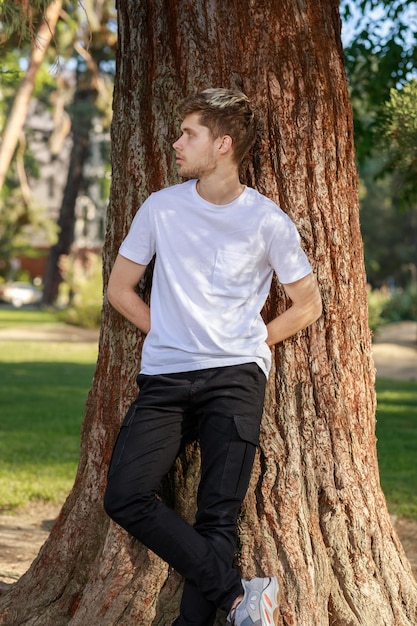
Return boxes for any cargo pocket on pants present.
[219,414,260,500]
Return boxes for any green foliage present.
[0,42,58,280]
[1,0,115,294]
[0,1,50,44]
[0,50,23,131]
[341,0,417,164]
[381,79,417,208]
[33,63,57,102]
[368,286,417,332]
[381,286,417,323]
[359,157,417,289]
[342,3,417,290]
[0,52,23,84]
[367,287,391,332]
[0,0,79,47]
[58,252,103,328]
[376,378,417,520]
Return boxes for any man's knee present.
[103,477,125,524]
[103,477,154,530]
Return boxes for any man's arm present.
[107,254,150,334]
[266,272,322,347]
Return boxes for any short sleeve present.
[119,195,156,265]
[268,213,312,284]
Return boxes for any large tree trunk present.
[1,1,416,625]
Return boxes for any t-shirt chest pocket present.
[211,250,258,299]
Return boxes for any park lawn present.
[0,308,59,327]
[0,310,416,521]
[0,309,97,510]
[376,378,417,520]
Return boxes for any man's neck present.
[196,172,245,206]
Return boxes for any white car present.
[0,282,43,307]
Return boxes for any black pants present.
[104,362,266,626]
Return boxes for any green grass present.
[0,310,416,522]
[0,308,59,327]
[376,378,417,520]
[0,308,97,510]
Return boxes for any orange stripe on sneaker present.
[263,608,271,624]
[264,593,272,608]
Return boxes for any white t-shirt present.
[119,179,312,377]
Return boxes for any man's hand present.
[107,254,151,333]
[266,272,322,347]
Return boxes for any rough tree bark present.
[1,1,416,625]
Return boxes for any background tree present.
[0,0,63,192]
[0,0,114,288]
[377,79,417,292]
[0,1,64,276]
[358,158,417,289]
[341,0,417,290]
[0,1,417,626]
[41,0,116,304]
[0,53,57,279]
[382,79,417,210]
[341,0,417,164]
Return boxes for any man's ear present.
[218,134,233,155]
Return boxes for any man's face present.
[173,113,221,179]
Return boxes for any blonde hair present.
[177,88,258,165]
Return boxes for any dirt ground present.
[0,321,416,592]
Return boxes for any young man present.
[104,88,322,626]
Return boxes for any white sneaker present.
[227,576,279,625]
